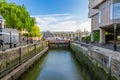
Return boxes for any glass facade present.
[110,3,120,19]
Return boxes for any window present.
[110,4,113,19]
[99,11,101,23]
[110,3,120,19]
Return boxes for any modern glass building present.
[88,0,120,44]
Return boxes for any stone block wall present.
[71,42,118,80]
[0,41,48,78]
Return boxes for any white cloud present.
[33,14,91,32]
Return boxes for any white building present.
[0,15,19,44]
[42,29,89,41]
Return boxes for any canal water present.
[21,49,89,80]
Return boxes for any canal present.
[21,49,89,80]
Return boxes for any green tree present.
[28,25,41,37]
[0,0,41,38]
[85,31,100,42]
[94,31,100,42]
[0,0,35,31]
[86,35,91,41]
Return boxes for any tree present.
[94,31,100,42]
[0,0,35,31]
[28,25,41,37]
[0,0,41,39]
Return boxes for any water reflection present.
[22,49,87,80]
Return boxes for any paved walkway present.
[0,41,37,51]
[89,42,120,52]
[75,41,120,52]
[0,43,26,51]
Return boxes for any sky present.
[7,0,91,32]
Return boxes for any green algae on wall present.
[70,43,117,80]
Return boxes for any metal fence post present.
[19,48,22,65]
[10,31,12,48]
[42,42,44,47]
[109,56,113,80]
[34,44,37,53]
[5,54,7,69]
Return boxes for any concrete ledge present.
[1,47,48,80]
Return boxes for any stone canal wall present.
[70,42,118,80]
[0,41,48,79]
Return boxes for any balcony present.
[92,0,106,9]
[88,9,98,18]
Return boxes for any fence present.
[0,41,48,78]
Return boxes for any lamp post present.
[113,0,117,51]
[113,24,117,51]
[10,31,12,48]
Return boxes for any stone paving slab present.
[74,42,120,62]
[89,43,120,52]
[91,45,120,61]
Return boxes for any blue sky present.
[7,0,89,16]
[7,0,91,32]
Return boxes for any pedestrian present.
[1,40,3,47]
[26,38,29,44]
[0,40,3,49]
